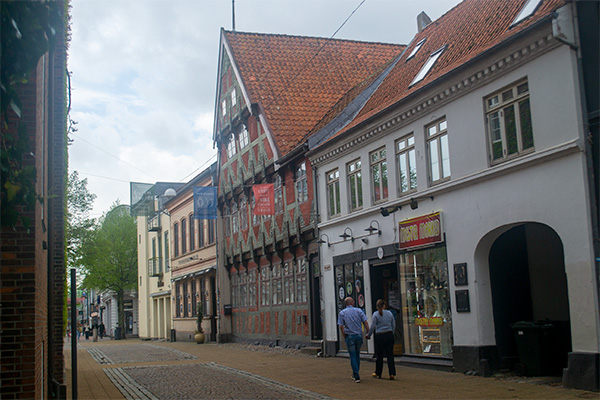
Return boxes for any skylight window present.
[406,38,426,61]
[410,46,445,86]
[511,0,542,26]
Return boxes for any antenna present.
[232,0,236,31]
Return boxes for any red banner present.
[399,211,443,249]
[253,184,274,215]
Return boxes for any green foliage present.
[67,171,97,270]
[80,202,137,335]
[196,302,204,333]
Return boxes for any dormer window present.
[511,0,542,27]
[410,46,446,87]
[406,38,426,61]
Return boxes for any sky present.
[68,0,461,217]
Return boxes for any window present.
[512,0,542,27]
[326,169,340,217]
[283,262,295,304]
[406,38,426,61]
[164,231,170,272]
[486,80,533,163]
[227,135,236,158]
[207,220,215,244]
[221,99,227,117]
[411,46,445,86]
[231,89,237,107]
[189,216,195,251]
[175,283,181,317]
[397,134,417,194]
[181,218,187,254]
[231,271,238,308]
[272,264,282,305]
[274,175,284,214]
[296,162,308,203]
[151,237,157,275]
[347,160,362,212]
[231,201,239,234]
[191,280,197,317]
[251,192,260,226]
[239,270,247,308]
[223,205,231,237]
[239,124,249,149]
[198,219,205,248]
[427,118,451,184]
[183,282,189,317]
[296,258,308,303]
[239,195,248,230]
[370,147,388,203]
[248,269,257,308]
[157,234,163,274]
[173,222,179,257]
[261,267,271,306]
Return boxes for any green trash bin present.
[512,321,554,376]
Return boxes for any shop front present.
[332,212,453,363]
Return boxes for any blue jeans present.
[345,334,363,379]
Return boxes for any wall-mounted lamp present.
[409,195,434,210]
[339,227,354,241]
[316,234,330,247]
[364,220,381,235]
[361,238,369,244]
[380,205,400,217]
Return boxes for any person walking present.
[338,297,369,383]
[84,325,90,340]
[366,299,397,380]
[99,322,105,339]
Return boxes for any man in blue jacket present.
[338,297,369,383]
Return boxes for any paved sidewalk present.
[65,338,596,400]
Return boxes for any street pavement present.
[64,337,597,400]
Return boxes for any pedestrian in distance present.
[338,296,369,383]
[84,325,90,340]
[366,299,397,380]
[99,322,105,339]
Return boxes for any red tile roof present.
[224,31,405,155]
[327,0,566,141]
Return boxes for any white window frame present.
[410,46,445,86]
[511,0,542,27]
[239,124,249,149]
[347,159,362,212]
[326,169,341,218]
[274,175,284,214]
[295,258,307,304]
[296,162,308,204]
[485,80,534,164]
[239,195,248,230]
[227,135,236,158]
[427,118,451,184]
[406,38,426,61]
[221,99,227,116]
[396,134,417,194]
[231,201,239,234]
[370,147,388,203]
[231,88,237,107]
[261,267,270,306]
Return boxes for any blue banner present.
[193,187,217,220]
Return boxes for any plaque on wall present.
[455,290,470,312]
[453,263,468,286]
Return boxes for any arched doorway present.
[488,223,571,374]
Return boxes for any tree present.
[67,171,97,272]
[81,202,137,339]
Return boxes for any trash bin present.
[512,321,554,376]
[170,329,176,342]
[114,327,122,340]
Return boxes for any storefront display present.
[399,246,453,357]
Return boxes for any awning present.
[150,290,171,298]
[171,265,216,282]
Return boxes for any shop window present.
[486,80,533,163]
[283,261,295,304]
[175,282,181,317]
[347,159,362,212]
[399,246,452,358]
[239,270,247,308]
[327,169,340,218]
[335,262,365,352]
[248,269,257,307]
[183,281,189,317]
[397,134,417,194]
[191,280,197,317]
[296,258,308,303]
[261,267,271,306]
[370,147,388,203]
[427,118,451,184]
[272,264,282,305]
[231,271,238,308]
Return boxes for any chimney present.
[417,11,432,32]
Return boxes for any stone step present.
[299,346,321,356]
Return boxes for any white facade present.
[310,8,597,382]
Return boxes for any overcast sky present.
[68,0,461,217]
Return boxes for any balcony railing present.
[148,257,163,277]
[147,214,161,232]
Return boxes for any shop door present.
[310,256,323,340]
[369,262,403,355]
[335,262,365,352]
[125,311,133,334]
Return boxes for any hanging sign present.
[252,184,274,215]
[399,211,443,250]
[194,187,217,220]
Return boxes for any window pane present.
[356,171,363,208]
[430,139,440,182]
[372,164,381,200]
[381,161,388,199]
[439,120,447,131]
[504,105,518,155]
[440,134,451,178]
[328,183,336,216]
[408,149,417,190]
[489,111,503,160]
[399,153,408,192]
[519,98,533,150]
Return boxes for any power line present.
[177,153,217,183]
[70,169,132,183]
[70,131,158,180]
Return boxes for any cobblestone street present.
[65,338,597,400]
